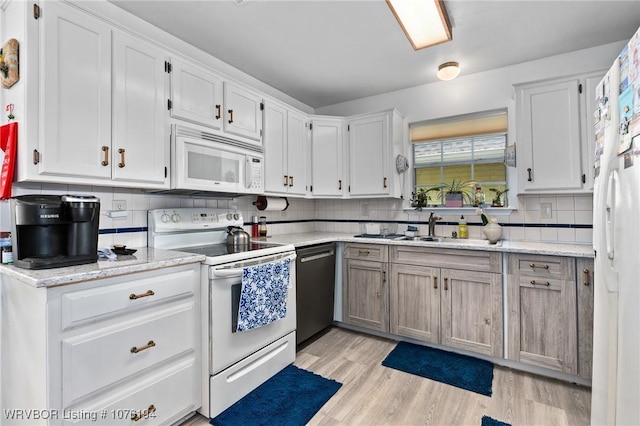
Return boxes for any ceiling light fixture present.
[386,0,452,50]
[437,61,460,81]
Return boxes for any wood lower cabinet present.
[577,258,594,379]
[440,268,503,357]
[389,263,439,342]
[389,246,503,358]
[507,254,579,375]
[1,263,201,426]
[343,244,389,332]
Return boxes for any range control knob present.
[171,213,181,223]
[160,212,171,223]
[233,213,240,220]
[226,213,233,221]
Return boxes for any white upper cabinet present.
[223,81,263,142]
[263,101,308,196]
[28,1,169,188]
[515,71,604,194]
[286,109,309,196]
[169,59,263,143]
[39,1,112,181]
[169,58,224,130]
[112,32,168,186]
[310,117,345,197]
[347,109,404,198]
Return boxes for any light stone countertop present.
[264,232,595,258]
[1,233,593,289]
[0,248,205,288]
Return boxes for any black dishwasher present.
[295,243,336,345]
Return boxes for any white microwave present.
[171,125,264,194]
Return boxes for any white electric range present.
[147,208,297,418]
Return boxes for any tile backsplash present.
[0,182,593,249]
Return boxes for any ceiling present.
[110,0,640,109]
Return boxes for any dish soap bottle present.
[458,215,468,239]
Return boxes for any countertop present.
[0,248,205,288]
[264,232,595,258]
[1,234,593,288]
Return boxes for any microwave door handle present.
[244,157,251,189]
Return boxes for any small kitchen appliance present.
[10,194,100,269]
[147,208,297,419]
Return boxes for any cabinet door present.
[263,101,288,194]
[223,81,263,142]
[389,263,439,343]
[40,1,112,180]
[286,110,309,196]
[311,118,344,197]
[517,79,583,191]
[441,269,503,357]
[343,259,388,332]
[576,258,594,379]
[507,274,578,374]
[112,32,168,187]
[348,113,390,196]
[170,59,224,130]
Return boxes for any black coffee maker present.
[11,194,101,269]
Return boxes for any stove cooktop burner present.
[173,241,285,258]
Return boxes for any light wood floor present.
[182,327,591,426]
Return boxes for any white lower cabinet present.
[0,263,201,426]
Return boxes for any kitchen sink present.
[394,236,442,242]
[392,236,502,246]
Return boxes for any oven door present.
[172,130,264,194]
[208,252,296,375]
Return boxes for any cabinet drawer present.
[344,243,388,262]
[390,246,501,273]
[508,254,574,280]
[60,265,198,330]
[62,300,196,405]
[64,356,198,425]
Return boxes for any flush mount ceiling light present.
[386,0,452,50]
[437,61,460,81]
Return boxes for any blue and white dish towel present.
[236,257,292,332]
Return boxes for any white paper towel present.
[255,196,289,211]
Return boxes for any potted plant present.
[489,188,509,207]
[410,186,442,210]
[443,180,473,207]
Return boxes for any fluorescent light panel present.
[386,0,452,50]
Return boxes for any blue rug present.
[481,415,511,426]
[210,365,342,426]
[381,341,494,396]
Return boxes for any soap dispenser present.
[458,215,468,239]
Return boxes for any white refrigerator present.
[591,26,640,426]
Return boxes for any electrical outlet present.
[540,203,552,219]
[113,200,127,211]
[361,203,369,217]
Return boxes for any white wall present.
[315,41,625,120]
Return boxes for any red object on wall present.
[0,121,17,200]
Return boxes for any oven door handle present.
[211,268,244,278]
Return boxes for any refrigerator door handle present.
[605,170,617,260]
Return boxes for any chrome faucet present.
[428,212,442,237]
